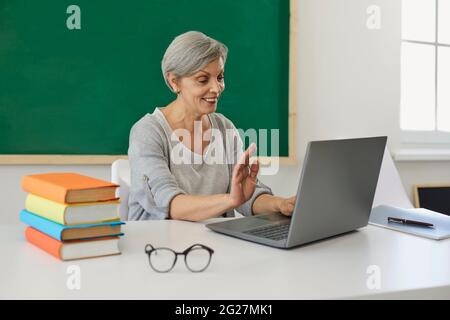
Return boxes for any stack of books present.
[20,172,124,261]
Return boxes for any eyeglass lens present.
[149,248,176,272]
[185,245,212,272]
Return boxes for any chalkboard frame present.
[0,0,297,165]
[413,183,450,209]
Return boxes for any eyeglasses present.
[145,244,214,273]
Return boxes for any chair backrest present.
[111,159,131,221]
[372,147,413,209]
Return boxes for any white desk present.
[1,220,450,299]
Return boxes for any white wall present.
[295,0,450,203]
[297,0,401,159]
[2,0,450,224]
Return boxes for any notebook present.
[369,205,450,240]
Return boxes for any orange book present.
[25,227,121,261]
[22,172,119,204]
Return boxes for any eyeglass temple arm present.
[145,244,155,253]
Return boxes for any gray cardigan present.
[127,108,273,220]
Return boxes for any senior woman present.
[128,31,295,221]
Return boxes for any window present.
[401,0,450,144]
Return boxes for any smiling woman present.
[127,31,296,222]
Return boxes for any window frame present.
[401,0,450,146]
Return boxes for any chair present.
[111,159,131,221]
[372,147,413,209]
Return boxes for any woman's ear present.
[166,72,179,93]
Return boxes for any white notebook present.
[369,205,450,240]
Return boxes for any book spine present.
[25,194,66,225]
[19,210,64,241]
[25,227,62,260]
[22,176,68,204]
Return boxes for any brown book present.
[22,172,119,204]
[62,224,123,241]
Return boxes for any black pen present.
[387,217,434,228]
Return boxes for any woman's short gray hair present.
[162,31,228,93]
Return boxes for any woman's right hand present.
[228,143,259,208]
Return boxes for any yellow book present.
[25,194,120,225]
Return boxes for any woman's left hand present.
[278,196,296,216]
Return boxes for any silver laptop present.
[206,136,387,248]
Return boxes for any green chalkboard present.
[0,0,291,159]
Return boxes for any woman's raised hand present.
[229,143,259,208]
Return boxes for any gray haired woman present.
[128,31,295,221]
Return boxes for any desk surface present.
[1,219,450,299]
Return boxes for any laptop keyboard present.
[243,223,291,241]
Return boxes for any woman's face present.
[173,58,225,115]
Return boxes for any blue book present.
[20,209,125,241]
